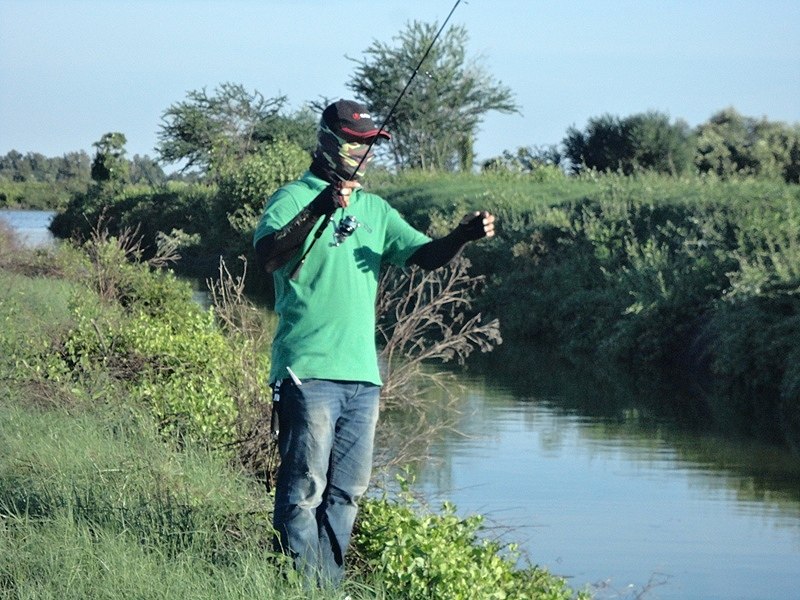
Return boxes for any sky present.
[2,0,799,169]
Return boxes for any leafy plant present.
[352,476,588,600]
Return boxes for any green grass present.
[0,270,80,377]
[0,229,587,599]
[0,388,358,599]
[0,385,584,600]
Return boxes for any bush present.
[50,182,217,259]
[0,179,82,210]
[212,139,309,259]
[352,478,588,600]
[21,229,270,450]
[51,139,309,287]
[375,172,800,448]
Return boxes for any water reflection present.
[378,348,800,600]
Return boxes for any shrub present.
[352,478,588,600]
[29,230,269,450]
[211,139,309,260]
[375,172,800,448]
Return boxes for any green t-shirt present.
[253,171,431,385]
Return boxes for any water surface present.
[0,209,56,247]
[381,357,800,600]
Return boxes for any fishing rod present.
[289,0,464,280]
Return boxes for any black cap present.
[321,99,391,141]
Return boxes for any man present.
[253,99,495,586]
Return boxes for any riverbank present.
[0,224,588,599]
[48,170,800,451]
[379,171,800,452]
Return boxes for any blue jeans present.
[272,378,380,587]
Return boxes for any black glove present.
[256,185,343,274]
[456,211,490,242]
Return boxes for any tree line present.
[3,18,799,195]
[560,107,800,182]
[0,146,188,188]
[5,103,798,194]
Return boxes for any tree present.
[129,154,167,186]
[347,21,519,171]
[56,151,91,183]
[482,145,563,173]
[156,83,316,174]
[786,135,800,184]
[564,111,692,175]
[627,112,693,175]
[563,114,629,174]
[91,132,129,188]
[694,108,800,181]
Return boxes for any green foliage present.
[91,132,130,189]
[48,150,800,454]
[50,182,217,260]
[157,83,316,174]
[0,148,169,210]
[0,179,78,210]
[627,111,694,175]
[348,20,518,171]
[52,137,308,294]
[481,144,565,177]
[564,108,800,182]
[563,111,693,175]
[694,107,800,182]
[213,138,310,254]
[58,297,241,447]
[353,477,588,600]
[129,153,168,186]
[0,149,91,184]
[703,201,800,446]
[0,149,91,209]
[374,171,800,449]
[1,238,584,600]
[9,231,269,449]
[0,272,78,379]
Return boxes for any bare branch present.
[377,254,502,404]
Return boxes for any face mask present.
[314,123,375,180]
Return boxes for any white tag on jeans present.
[286,366,302,386]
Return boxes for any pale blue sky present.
[2,0,799,167]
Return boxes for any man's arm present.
[254,182,357,273]
[407,211,495,271]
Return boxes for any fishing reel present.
[332,214,370,246]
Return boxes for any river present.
[0,208,58,247]
[4,209,799,600]
[382,351,800,599]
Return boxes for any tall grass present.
[0,387,353,600]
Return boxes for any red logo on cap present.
[352,113,361,120]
